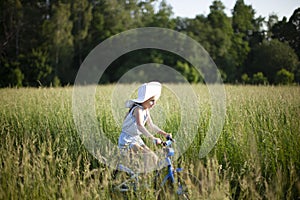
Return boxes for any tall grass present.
[0,85,299,199]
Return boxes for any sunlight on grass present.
[0,85,299,199]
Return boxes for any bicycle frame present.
[112,137,202,200]
[114,138,182,192]
[158,139,186,194]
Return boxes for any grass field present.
[0,85,299,199]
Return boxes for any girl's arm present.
[134,107,156,140]
[146,110,169,138]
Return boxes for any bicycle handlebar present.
[162,135,175,147]
[166,135,174,142]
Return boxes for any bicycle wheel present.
[156,170,202,200]
[109,169,139,200]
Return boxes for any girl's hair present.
[125,102,142,119]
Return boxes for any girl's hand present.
[153,137,162,145]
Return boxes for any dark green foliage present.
[251,72,268,85]
[248,39,299,83]
[275,69,294,85]
[0,0,299,86]
[272,8,300,59]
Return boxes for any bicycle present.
[111,136,202,199]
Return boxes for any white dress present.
[118,105,148,149]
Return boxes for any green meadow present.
[0,85,299,199]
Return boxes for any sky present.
[164,0,300,20]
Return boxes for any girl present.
[118,82,171,173]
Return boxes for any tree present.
[232,0,255,35]
[185,15,209,48]
[226,34,250,82]
[9,67,24,87]
[175,61,200,83]
[137,0,156,27]
[252,72,268,85]
[86,1,105,51]
[275,69,294,85]
[0,0,298,87]
[206,0,233,81]
[0,0,23,57]
[0,57,24,87]
[248,39,299,83]
[20,48,52,86]
[271,16,288,41]
[227,0,257,82]
[0,0,50,87]
[151,0,175,28]
[71,0,92,68]
[272,8,300,59]
[266,14,279,39]
[98,0,136,38]
[42,2,74,84]
[241,73,250,84]
[287,8,300,58]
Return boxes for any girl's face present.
[142,96,158,109]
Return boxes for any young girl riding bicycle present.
[118,82,171,173]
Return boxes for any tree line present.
[1,0,299,87]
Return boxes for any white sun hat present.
[125,82,162,108]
